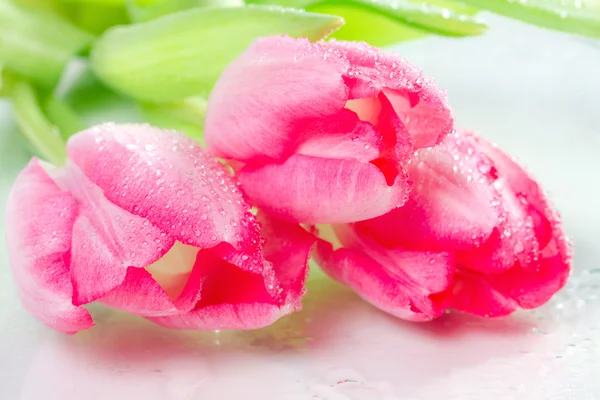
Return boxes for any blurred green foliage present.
[1,0,599,163]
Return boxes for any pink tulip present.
[6,123,315,334]
[314,130,571,321]
[204,36,454,224]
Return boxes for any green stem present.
[8,74,68,165]
[42,94,85,140]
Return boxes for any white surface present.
[1,14,599,400]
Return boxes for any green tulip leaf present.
[91,5,344,102]
[457,0,600,38]
[70,3,130,35]
[127,0,245,22]
[247,0,487,46]
[0,0,94,88]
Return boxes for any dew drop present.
[514,242,524,253]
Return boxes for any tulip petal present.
[488,230,571,309]
[457,132,571,308]
[102,243,272,323]
[456,132,569,278]
[328,40,454,148]
[204,36,453,163]
[67,123,261,251]
[333,224,454,316]
[150,216,314,330]
[472,133,555,248]
[450,271,518,317]
[346,92,414,184]
[256,212,316,307]
[151,302,281,331]
[239,154,411,224]
[315,240,419,321]
[48,162,174,305]
[355,131,499,251]
[205,36,349,162]
[314,233,452,321]
[459,192,540,275]
[296,109,382,163]
[100,243,204,317]
[5,159,93,334]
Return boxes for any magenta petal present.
[106,243,276,327]
[328,40,454,148]
[257,212,316,306]
[451,271,518,317]
[100,248,204,317]
[314,237,450,322]
[347,93,414,184]
[314,127,571,321]
[150,218,314,330]
[239,154,411,224]
[472,133,556,247]
[67,123,260,251]
[296,109,382,162]
[150,303,282,331]
[5,159,93,334]
[356,132,499,251]
[205,36,349,162]
[384,88,451,149]
[489,234,570,309]
[49,162,173,305]
[332,224,454,317]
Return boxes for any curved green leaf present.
[309,4,428,45]
[0,0,94,88]
[127,0,245,22]
[458,0,600,38]
[91,5,344,102]
[69,3,130,35]
[60,0,131,4]
[247,0,486,46]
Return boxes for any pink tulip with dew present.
[314,129,571,320]
[5,123,315,334]
[204,36,454,224]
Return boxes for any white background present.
[1,14,599,400]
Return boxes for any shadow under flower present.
[19,268,545,400]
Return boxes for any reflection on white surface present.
[1,14,599,400]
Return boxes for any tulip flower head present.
[6,123,314,334]
[204,36,454,224]
[314,130,571,320]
